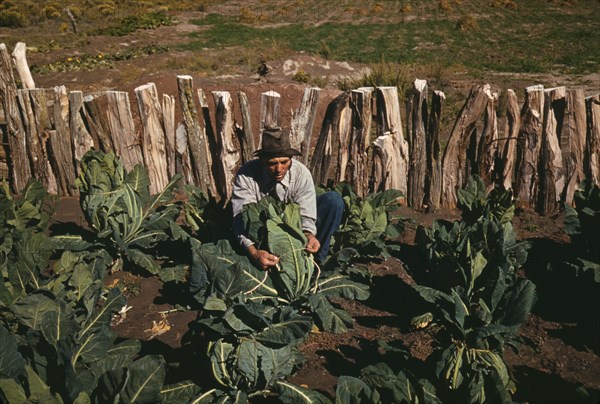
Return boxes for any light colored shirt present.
[231,159,317,249]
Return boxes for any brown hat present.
[254,127,302,159]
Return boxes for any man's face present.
[263,157,292,182]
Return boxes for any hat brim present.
[254,148,302,158]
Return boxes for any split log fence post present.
[0,43,30,192]
[69,90,94,175]
[50,85,77,195]
[213,91,240,202]
[310,92,348,186]
[82,93,114,152]
[236,91,255,164]
[425,90,444,210]
[290,87,320,164]
[177,75,216,196]
[105,91,143,170]
[335,94,353,183]
[515,85,545,210]
[135,83,169,194]
[499,89,520,191]
[374,86,409,198]
[17,88,56,193]
[162,94,176,179]
[11,42,35,90]
[538,86,566,215]
[260,90,281,142]
[441,84,490,208]
[349,87,373,198]
[478,91,499,187]
[175,122,194,186]
[562,89,587,205]
[586,94,600,187]
[407,79,428,209]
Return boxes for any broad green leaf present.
[12,291,59,330]
[0,378,27,402]
[275,380,332,404]
[257,343,296,387]
[0,325,25,379]
[158,264,189,283]
[209,340,234,388]
[73,326,114,367]
[41,303,77,346]
[335,376,373,404]
[317,274,370,300]
[125,249,160,274]
[160,381,201,403]
[121,355,166,403]
[80,287,126,338]
[255,313,312,347]
[308,294,353,333]
[24,365,62,403]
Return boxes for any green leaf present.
[335,376,373,404]
[0,378,27,402]
[158,264,189,283]
[255,312,312,347]
[275,380,332,404]
[308,294,353,333]
[317,274,370,300]
[121,355,166,403]
[0,325,25,379]
[125,249,160,274]
[12,291,59,330]
[160,381,201,403]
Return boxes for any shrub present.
[0,10,26,27]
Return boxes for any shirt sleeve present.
[231,170,258,250]
[293,164,317,236]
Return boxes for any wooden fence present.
[1,42,599,214]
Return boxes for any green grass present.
[180,0,600,76]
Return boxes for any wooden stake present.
[515,85,545,210]
[69,90,94,175]
[561,89,586,205]
[349,87,373,198]
[135,83,169,193]
[425,90,444,210]
[585,94,600,187]
[49,86,77,195]
[406,79,428,209]
[175,122,194,186]
[0,43,30,192]
[177,75,216,196]
[236,91,256,164]
[162,94,176,179]
[375,86,409,197]
[11,42,35,90]
[105,91,143,170]
[260,90,281,141]
[441,84,491,208]
[212,91,240,202]
[310,92,348,186]
[499,89,520,191]
[478,91,499,187]
[291,87,320,164]
[538,86,566,215]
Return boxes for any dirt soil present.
[51,198,600,403]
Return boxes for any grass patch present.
[89,12,176,36]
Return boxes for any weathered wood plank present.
[441,84,491,208]
[236,91,256,164]
[177,75,216,196]
[425,90,444,210]
[291,87,320,164]
[406,79,428,209]
[515,85,545,210]
[562,89,586,205]
[478,91,499,187]
[104,91,143,170]
[49,85,76,195]
[69,90,94,175]
[135,83,169,194]
[175,122,195,185]
[260,91,281,135]
[499,89,520,191]
[310,92,348,186]
[335,94,353,184]
[212,91,240,202]
[585,94,600,187]
[17,89,55,192]
[162,94,176,179]
[11,42,35,90]
[538,86,566,215]
[82,93,113,151]
[349,87,373,198]
[375,86,409,197]
[0,43,30,192]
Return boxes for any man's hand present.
[304,232,320,254]
[247,245,279,270]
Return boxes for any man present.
[231,127,344,269]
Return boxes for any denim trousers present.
[315,191,344,262]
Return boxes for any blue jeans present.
[315,191,344,262]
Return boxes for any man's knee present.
[318,191,344,213]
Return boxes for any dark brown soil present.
[50,197,600,403]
